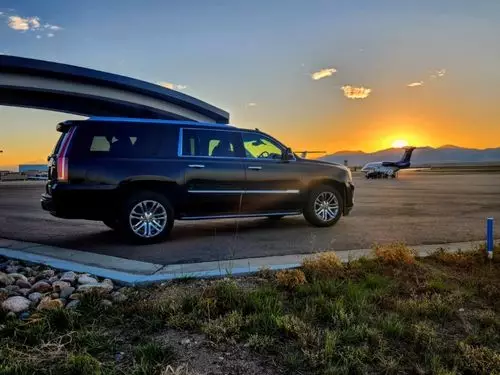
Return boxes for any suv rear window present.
[72,124,165,158]
[181,128,242,157]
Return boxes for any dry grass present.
[302,251,342,279]
[275,269,306,289]
[373,242,416,265]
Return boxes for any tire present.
[303,185,343,227]
[120,191,174,244]
[102,218,120,231]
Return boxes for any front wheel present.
[303,185,343,227]
[120,191,174,244]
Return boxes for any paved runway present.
[0,172,499,265]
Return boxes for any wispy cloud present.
[407,81,424,87]
[247,102,257,107]
[430,69,446,79]
[6,13,62,37]
[311,67,337,81]
[47,33,54,38]
[158,81,188,91]
[36,35,41,39]
[341,85,372,99]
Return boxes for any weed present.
[246,334,276,353]
[134,342,176,367]
[243,285,282,315]
[373,242,415,265]
[62,354,101,375]
[256,266,274,280]
[410,321,438,349]
[278,315,318,347]
[380,313,405,338]
[302,251,343,279]
[457,342,500,374]
[275,269,306,289]
[202,311,244,343]
[396,294,456,321]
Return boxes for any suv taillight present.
[56,127,75,182]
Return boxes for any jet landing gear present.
[365,171,397,179]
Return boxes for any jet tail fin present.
[399,146,416,163]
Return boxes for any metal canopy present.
[0,55,229,124]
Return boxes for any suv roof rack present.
[59,117,234,129]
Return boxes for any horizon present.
[2,1,500,165]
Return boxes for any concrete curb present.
[0,238,497,285]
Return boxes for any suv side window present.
[73,124,163,158]
[242,132,283,160]
[181,129,242,158]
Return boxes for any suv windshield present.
[242,133,283,160]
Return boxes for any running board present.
[180,212,302,220]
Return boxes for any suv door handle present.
[188,164,205,169]
[248,166,262,170]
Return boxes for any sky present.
[1,0,500,168]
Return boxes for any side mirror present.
[282,147,294,161]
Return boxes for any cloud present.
[311,67,337,80]
[6,13,61,35]
[44,24,62,31]
[8,16,30,31]
[247,102,257,107]
[36,35,41,39]
[407,81,424,87]
[436,68,446,77]
[341,85,372,99]
[47,33,54,38]
[158,81,188,91]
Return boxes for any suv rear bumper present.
[41,193,56,213]
[344,182,354,215]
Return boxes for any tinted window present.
[242,132,283,160]
[73,124,163,158]
[182,129,242,157]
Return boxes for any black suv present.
[42,118,354,243]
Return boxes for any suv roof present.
[59,117,236,130]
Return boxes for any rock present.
[181,338,191,345]
[18,288,30,297]
[31,281,52,293]
[19,312,31,321]
[28,277,36,285]
[0,288,8,302]
[28,292,43,303]
[41,270,55,279]
[69,293,81,300]
[6,285,20,296]
[0,272,14,287]
[66,300,80,310]
[51,293,60,299]
[6,311,16,319]
[100,300,113,308]
[60,271,77,283]
[9,273,28,282]
[52,281,70,292]
[110,292,127,303]
[48,276,59,284]
[114,352,125,362]
[16,279,32,289]
[60,287,75,299]
[37,297,64,311]
[5,266,19,274]
[78,275,98,285]
[77,283,113,293]
[102,279,114,287]
[1,296,31,313]
[22,267,33,276]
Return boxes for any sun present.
[391,139,409,148]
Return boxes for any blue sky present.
[1,0,500,167]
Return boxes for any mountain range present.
[320,146,500,167]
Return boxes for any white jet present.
[361,147,416,179]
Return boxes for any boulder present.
[110,291,128,303]
[52,281,70,292]
[60,287,75,299]
[48,276,59,284]
[51,293,60,299]
[1,296,31,313]
[0,272,14,287]
[18,288,31,297]
[60,271,77,283]
[31,281,52,293]
[41,270,55,279]
[6,285,20,296]
[66,300,80,310]
[16,279,32,289]
[78,274,98,285]
[37,297,64,311]
[28,292,43,303]
[77,283,113,293]
[9,273,28,282]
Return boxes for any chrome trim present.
[181,211,301,220]
[248,166,262,170]
[187,189,300,194]
[188,164,205,168]
[177,127,183,157]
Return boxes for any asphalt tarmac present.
[0,172,499,265]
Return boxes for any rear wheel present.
[120,191,174,244]
[303,185,343,227]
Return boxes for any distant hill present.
[320,146,500,166]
